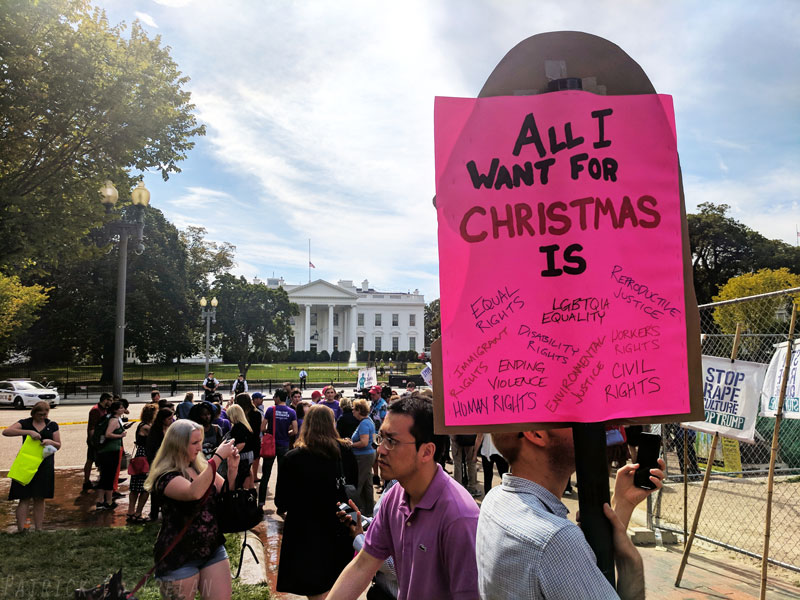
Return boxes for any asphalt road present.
[0,396,193,471]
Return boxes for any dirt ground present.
[654,453,800,571]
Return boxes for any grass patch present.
[0,523,270,599]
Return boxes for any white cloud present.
[134,11,158,28]
[108,0,799,300]
[151,0,192,7]
[684,166,800,244]
[167,186,234,209]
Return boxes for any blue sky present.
[96,0,800,301]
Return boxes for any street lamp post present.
[200,296,218,375]
[99,180,151,397]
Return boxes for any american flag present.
[309,261,316,268]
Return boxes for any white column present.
[328,304,334,354]
[350,305,358,351]
[304,304,311,351]
[342,309,347,350]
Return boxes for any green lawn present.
[0,523,270,599]
[0,362,423,384]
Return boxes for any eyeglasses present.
[374,433,417,451]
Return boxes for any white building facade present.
[265,278,425,355]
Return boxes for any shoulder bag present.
[8,436,45,486]
[127,440,149,476]
[216,479,264,533]
[260,407,277,458]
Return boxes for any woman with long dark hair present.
[275,405,358,599]
[127,402,158,523]
[145,406,175,520]
[94,401,127,511]
[234,394,261,489]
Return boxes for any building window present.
[358,336,364,352]
[375,313,382,326]
[392,337,399,351]
[409,314,416,326]
[289,316,296,326]
[333,336,338,352]
[310,343,317,353]
[358,313,364,326]
[392,313,399,326]
[375,336,382,352]
[289,336,295,352]
[333,312,339,326]
[409,336,416,351]
[310,313,317,326]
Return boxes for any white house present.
[265,278,425,355]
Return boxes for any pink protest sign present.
[435,92,689,426]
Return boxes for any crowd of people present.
[2,373,665,599]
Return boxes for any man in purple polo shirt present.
[328,396,480,600]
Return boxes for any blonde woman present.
[225,404,252,488]
[145,419,240,600]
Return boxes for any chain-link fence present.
[649,286,800,572]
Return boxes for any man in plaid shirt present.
[476,428,664,600]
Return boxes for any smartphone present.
[633,432,661,489]
[122,422,135,429]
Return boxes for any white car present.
[0,380,61,409]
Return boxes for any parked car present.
[0,379,61,409]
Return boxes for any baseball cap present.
[251,392,264,399]
[311,390,322,400]
[369,385,382,394]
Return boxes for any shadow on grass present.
[0,523,270,599]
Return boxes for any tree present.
[0,274,48,360]
[689,203,800,303]
[713,268,800,332]
[181,226,236,297]
[213,275,299,378]
[0,0,205,275]
[424,299,440,347]
[21,208,208,380]
[712,268,800,362]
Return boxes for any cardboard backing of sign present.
[432,31,703,434]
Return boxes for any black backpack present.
[91,414,113,448]
[235,380,245,394]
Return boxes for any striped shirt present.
[476,474,619,599]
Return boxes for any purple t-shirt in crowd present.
[363,464,480,600]
[265,404,297,448]
[320,399,342,421]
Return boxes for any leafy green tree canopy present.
[689,203,800,303]
[0,0,205,274]
[213,275,299,377]
[0,274,48,360]
[424,298,440,347]
[22,213,229,381]
[713,268,800,335]
[180,226,236,297]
